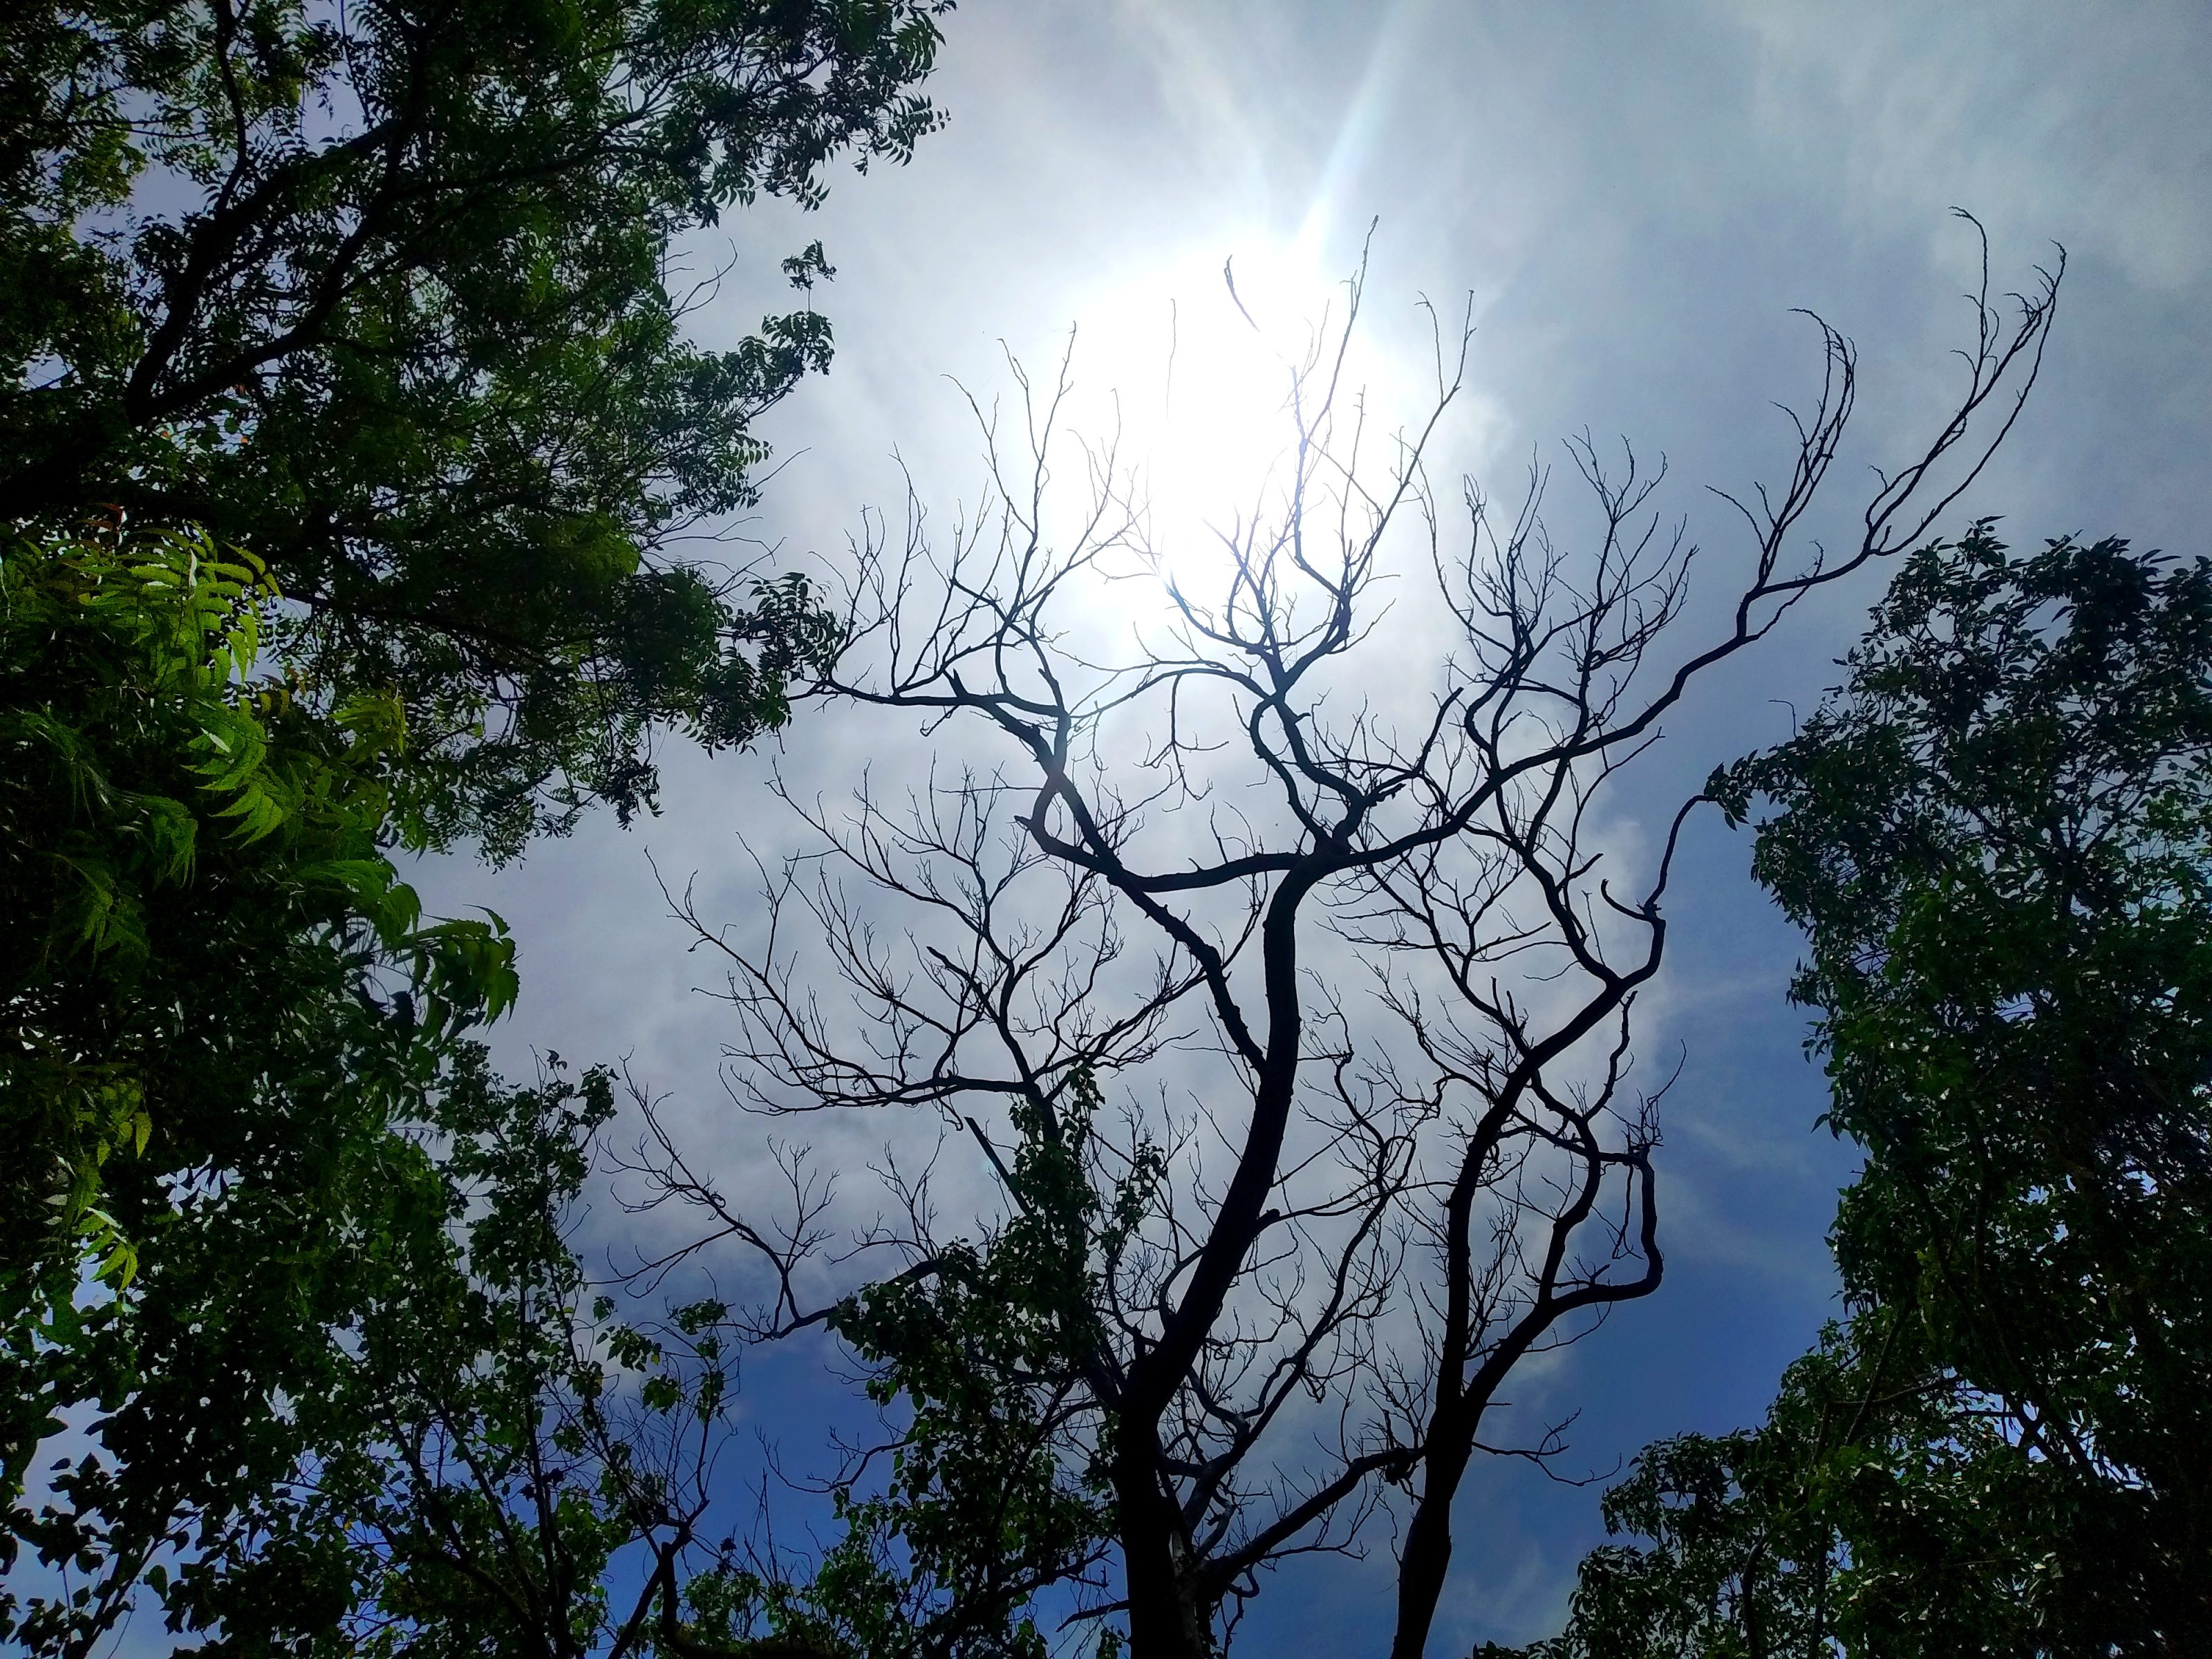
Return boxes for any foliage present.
[1481,1315,2088,1659]
[1,0,948,854]
[1516,523,2212,1656]
[0,3,965,1639]
[8,1024,1103,1658]
[1,521,512,1297]
[664,1070,1136,1659]
[140,1049,650,1659]
[0,522,518,1649]
[0,524,1096,1649]
[6,1027,714,1658]
[820,1069,1132,1657]
[1471,1416,1832,1659]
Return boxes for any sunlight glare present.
[1065,232,1353,601]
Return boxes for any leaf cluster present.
[1,522,512,1293]
[1,0,948,854]
[690,1070,1144,1659]
[0,523,520,1651]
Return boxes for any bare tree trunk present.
[1114,1422,1213,1659]
[1392,1474,1461,1659]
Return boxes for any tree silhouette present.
[635,230,2059,1657]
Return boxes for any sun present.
[1062,231,1354,584]
[1041,226,1476,651]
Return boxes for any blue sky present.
[413,3,2212,1649]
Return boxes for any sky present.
[415,3,2212,1649]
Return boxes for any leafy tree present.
[1483,1314,2087,1659]
[0,525,1105,1650]
[13,1024,1109,1656]
[619,1066,1132,1659]
[1,0,948,855]
[2,6,962,1639]
[139,1047,653,1659]
[0,7,964,1621]
[797,1067,1133,1658]
[1,521,512,1297]
[1515,523,2212,1656]
[0,522,515,1649]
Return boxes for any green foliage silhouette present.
[1,523,519,1650]
[1512,523,2212,1657]
[2,0,948,854]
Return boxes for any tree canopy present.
[0,523,515,1649]
[1515,523,2212,1656]
[0,6,971,1645]
[0,521,1103,1647]
[1,0,946,855]
[1,523,516,1298]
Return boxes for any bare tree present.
[643,226,2060,1658]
